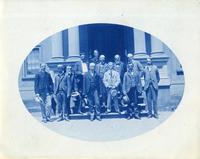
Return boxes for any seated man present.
[103,62,121,114]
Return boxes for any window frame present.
[22,45,42,81]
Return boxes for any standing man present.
[34,63,54,123]
[113,54,125,81]
[74,53,88,114]
[74,53,89,75]
[103,62,121,114]
[95,55,108,108]
[83,63,101,121]
[123,63,141,119]
[143,57,160,119]
[127,53,134,65]
[64,65,76,116]
[90,49,99,64]
[54,64,69,121]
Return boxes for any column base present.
[46,57,66,72]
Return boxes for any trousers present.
[87,89,100,116]
[127,86,139,115]
[39,93,52,119]
[146,83,158,115]
[56,91,70,118]
[106,88,120,113]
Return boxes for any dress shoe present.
[147,114,153,118]
[90,114,95,121]
[126,115,132,120]
[154,114,159,119]
[134,114,141,120]
[105,110,111,114]
[57,118,63,122]
[46,117,53,122]
[78,111,84,115]
[64,117,70,121]
[96,116,102,121]
[42,119,47,123]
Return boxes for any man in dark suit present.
[34,63,54,123]
[64,65,76,117]
[143,57,160,118]
[54,64,69,121]
[113,54,125,81]
[123,63,141,119]
[90,49,99,64]
[73,53,89,114]
[83,63,101,121]
[95,55,108,108]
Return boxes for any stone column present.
[51,32,64,59]
[133,29,147,57]
[68,26,80,56]
[151,35,163,56]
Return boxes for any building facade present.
[19,24,184,110]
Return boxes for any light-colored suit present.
[103,69,120,112]
[143,64,160,116]
[143,65,160,91]
[103,70,120,88]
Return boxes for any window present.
[22,46,41,80]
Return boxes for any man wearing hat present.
[95,54,108,108]
[143,57,160,119]
[103,62,121,114]
[34,63,54,123]
[83,63,101,121]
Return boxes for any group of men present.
[34,50,160,123]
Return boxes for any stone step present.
[68,111,149,120]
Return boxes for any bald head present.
[147,57,152,65]
[108,62,113,70]
[114,54,120,62]
[89,62,95,71]
[99,55,105,63]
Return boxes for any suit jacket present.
[113,61,125,80]
[95,63,108,78]
[143,65,160,90]
[74,61,89,75]
[34,71,54,95]
[103,70,120,88]
[90,57,99,64]
[83,71,100,95]
[55,73,76,96]
[54,73,65,94]
[132,60,144,75]
[122,71,140,95]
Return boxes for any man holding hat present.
[83,62,101,121]
[103,62,121,114]
[34,63,54,123]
